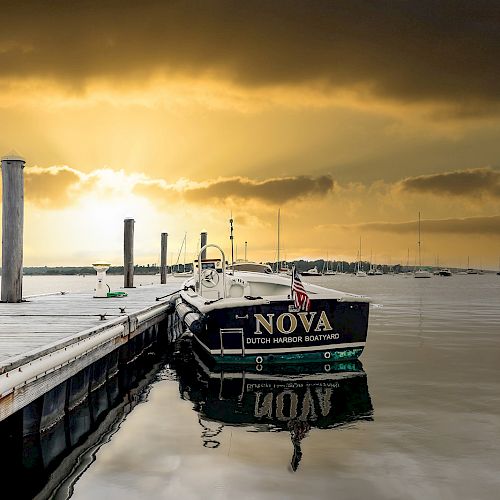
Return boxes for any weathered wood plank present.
[0,280,183,372]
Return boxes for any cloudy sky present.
[1,0,500,268]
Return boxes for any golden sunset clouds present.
[0,1,499,267]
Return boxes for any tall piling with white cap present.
[200,231,207,260]
[124,217,135,288]
[160,232,168,284]
[1,152,25,303]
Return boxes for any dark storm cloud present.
[349,215,500,235]
[183,175,333,203]
[135,175,334,204]
[1,1,500,111]
[399,167,500,198]
[24,166,82,208]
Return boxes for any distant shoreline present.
[12,261,497,276]
[20,266,160,276]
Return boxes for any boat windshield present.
[228,262,273,273]
[194,258,222,271]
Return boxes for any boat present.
[301,266,322,276]
[322,252,336,275]
[278,261,293,276]
[465,256,478,274]
[172,232,194,277]
[173,341,373,471]
[355,237,367,277]
[335,261,346,274]
[414,269,431,278]
[438,268,452,276]
[414,212,431,278]
[175,244,370,365]
[366,251,375,275]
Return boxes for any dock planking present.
[0,277,185,421]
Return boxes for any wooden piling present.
[160,232,168,284]
[1,153,25,303]
[124,218,134,288]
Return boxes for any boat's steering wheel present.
[201,268,219,288]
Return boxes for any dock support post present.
[160,232,168,284]
[124,218,135,288]
[200,231,207,260]
[1,153,25,303]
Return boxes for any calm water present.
[13,275,500,498]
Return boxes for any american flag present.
[291,266,311,311]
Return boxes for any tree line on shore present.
[16,260,411,276]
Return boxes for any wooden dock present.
[0,278,185,422]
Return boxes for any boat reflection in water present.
[174,340,373,471]
[0,327,176,500]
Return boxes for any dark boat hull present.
[188,298,369,364]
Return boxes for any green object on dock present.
[106,291,128,298]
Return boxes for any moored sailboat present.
[172,232,194,277]
[301,266,322,276]
[322,251,336,275]
[355,237,367,277]
[414,212,431,278]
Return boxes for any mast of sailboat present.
[245,241,247,261]
[184,232,187,271]
[277,208,280,272]
[230,212,234,267]
[418,211,422,269]
[359,236,362,272]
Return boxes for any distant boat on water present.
[322,252,336,275]
[414,212,431,278]
[465,256,478,274]
[301,266,322,276]
[173,232,194,277]
[355,237,367,277]
[438,268,452,276]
